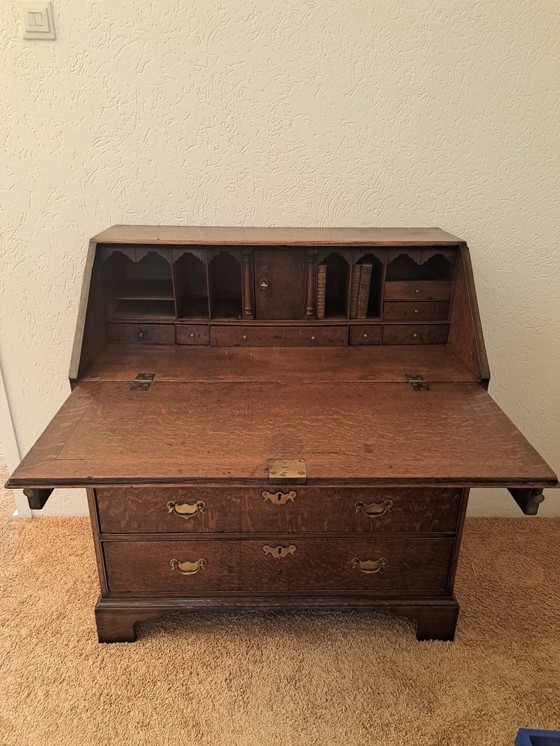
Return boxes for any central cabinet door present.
[254,250,305,319]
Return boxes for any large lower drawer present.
[95,487,463,534]
[103,537,454,594]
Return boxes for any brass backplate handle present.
[355,499,393,519]
[262,490,297,505]
[166,500,206,520]
[169,558,207,575]
[263,544,296,559]
[352,557,388,574]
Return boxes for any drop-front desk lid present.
[7,353,557,489]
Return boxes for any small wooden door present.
[254,250,305,320]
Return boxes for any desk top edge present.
[91,225,466,246]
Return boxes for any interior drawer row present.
[102,536,455,595]
[107,322,450,346]
[95,487,464,535]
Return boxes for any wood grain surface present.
[102,536,455,594]
[383,301,450,322]
[94,594,460,642]
[81,344,477,383]
[382,324,449,345]
[8,380,557,487]
[210,324,348,347]
[92,225,465,246]
[349,326,383,345]
[107,323,175,344]
[95,486,463,534]
[384,281,452,302]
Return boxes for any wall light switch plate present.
[19,1,55,40]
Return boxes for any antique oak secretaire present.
[7,226,557,643]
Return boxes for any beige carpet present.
[1,472,559,746]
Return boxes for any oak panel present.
[383,325,449,345]
[107,323,175,345]
[384,281,452,302]
[82,344,478,383]
[95,486,463,534]
[104,540,232,593]
[210,325,348,347]
[103,537,454,594]
[93,226,465,247]
[8,381,557,487]
[176,325,210,345]
[349,326,382,346]
[254,250,305,319]
[383,302,450,322]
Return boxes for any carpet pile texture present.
[1,466,559,745]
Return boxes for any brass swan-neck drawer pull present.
[262,490,297,505]
[166,500,206,520]
[355,499,393,519]
[263,544,296,559]
[169,558,207,575]
[352,557,388,574]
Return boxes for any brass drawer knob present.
[352,557,388,574]
[263,544,296,558]
[166,500,205,520]
[363,333,368,339]
[138,331,144,340]
[169,558,207,575]
[414,308,419,314]
[412,333,418,338]
[262,490,297,505]
[355,499,393,519]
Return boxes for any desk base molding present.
[94,595,459,643]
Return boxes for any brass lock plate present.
[130,373,155,391]
[267,458,307,484]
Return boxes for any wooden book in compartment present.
[7,226,557,643]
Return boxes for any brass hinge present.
[130,373,155,391]
[267,458,307,485]
[405,374,430,391]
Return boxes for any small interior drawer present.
[176,325,210,345]
[349,326,382,345]
[107,323,175,344]
[383,324,449,345]
[383,302,450,322]
[384,281,452,302]
[210,325,348,347]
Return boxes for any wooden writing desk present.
[7,227,557,642]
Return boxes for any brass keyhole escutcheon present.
[259,277,269,290]
[262,490,296,505]
[263,545,296,559]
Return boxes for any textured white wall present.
[1,0,559,516]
